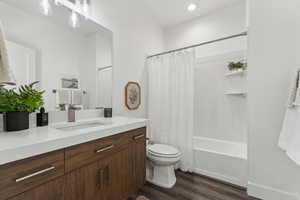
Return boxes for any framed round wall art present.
[125,82,141,110]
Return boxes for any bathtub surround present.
[148,50,195,172]
[194,50,247,143]
[0,21,14,84]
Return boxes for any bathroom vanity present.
[0,117,147,200]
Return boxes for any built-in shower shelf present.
[225,70,246,77]
[225,90,247,96]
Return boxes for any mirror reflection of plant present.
[0,81,44,113]
[227,60,247,71]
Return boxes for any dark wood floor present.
[138,171,260,200]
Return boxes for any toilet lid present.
[148,144,180,157]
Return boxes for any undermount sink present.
[53,120,112,131]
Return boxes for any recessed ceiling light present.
[187,3,197,12]
[69,11,80,28]
[40,0,52,16]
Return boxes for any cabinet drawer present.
[65,127,146,173]
[65,133,127,172]
[127,127,147,142]
[0,150,64,200]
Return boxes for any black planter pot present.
[3,112,29,132]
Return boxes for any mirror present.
[0,0,113,111]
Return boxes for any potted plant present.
[0,81,44,132]
[227,61,247,71]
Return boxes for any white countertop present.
[0,116,148,165]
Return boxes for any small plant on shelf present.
[0,81,44,132]
[227,61,247,71]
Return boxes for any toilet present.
[146,143,181,188]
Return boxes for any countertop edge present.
[0,119,147,165]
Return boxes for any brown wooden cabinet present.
[64,128,146,200]
[8,177,65,200]
[0,150,65,200]
[132,133,146,192]
[64,161,104,200]
[0,127,146,200]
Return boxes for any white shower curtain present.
[147,50,195,172]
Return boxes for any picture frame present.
[59,73,81,90]
[61,78,79,89]
[125,82,141,110]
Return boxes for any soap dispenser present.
[37,107,48,127]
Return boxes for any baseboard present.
[247,182,299,200]
[193,168,246,187]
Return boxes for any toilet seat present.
[148,144,181,158]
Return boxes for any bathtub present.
[193,137,247,187]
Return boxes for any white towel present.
[279,68,300,166]
[286,119,300,166]
[279,108,297,150]
[71,90,83,105]
[0,21,14,84]
[287,69,300,107]
[294,86,300,106]
[56,89,71,105]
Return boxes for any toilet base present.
[146,162,177,188]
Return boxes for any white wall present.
[89,0,165,118]
[164,2,246,51]
[247,0,300,199]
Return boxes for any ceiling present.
[143,0,244,27]
[0,0,111,36]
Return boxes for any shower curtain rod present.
[147,31,248,59]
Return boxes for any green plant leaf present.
[0,82,44,112]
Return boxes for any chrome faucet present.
[68,105,77,122]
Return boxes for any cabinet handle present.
[15,166,55,183]
[99,165,110,190]
[104,165,110,186]
[133,134,145,141]
[99,169,104,190]
[95,144,114,153]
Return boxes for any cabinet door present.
[0,150,64,200]
[132,134,146,192]
[65,162,105,200]
[8,177,64,200]
[106,146,133,200]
